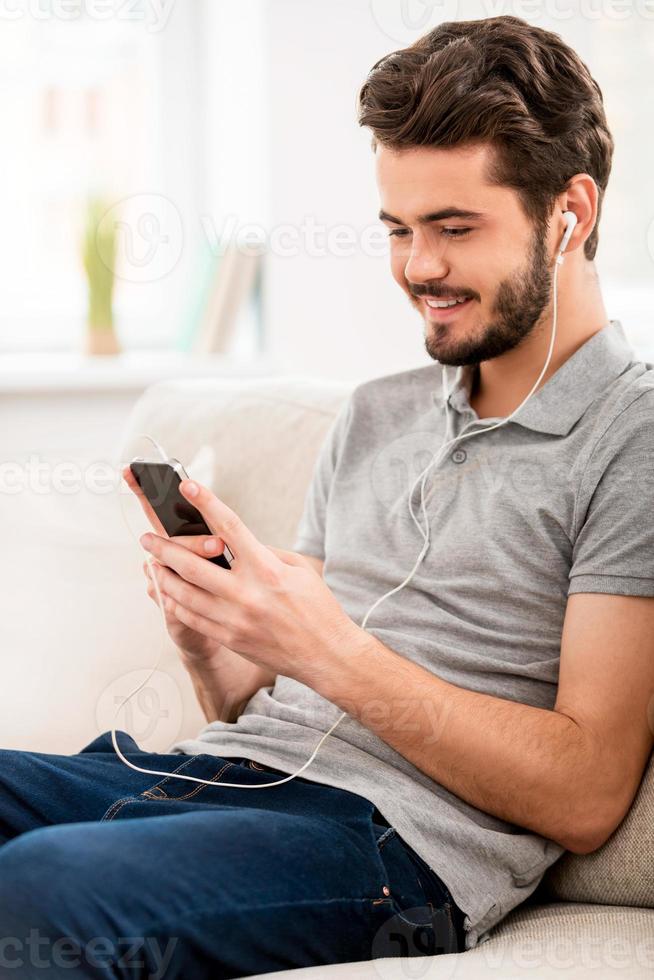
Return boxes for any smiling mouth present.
[424,296,469,308]
[419,295,474,320]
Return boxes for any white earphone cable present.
[113,232,567,788]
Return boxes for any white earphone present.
[114,209,578,790]
[558,209,578,260]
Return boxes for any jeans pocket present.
[101,755,236,819]
[371,823,461,956]
[139,754,238,802]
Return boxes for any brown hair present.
[357,16,613,261]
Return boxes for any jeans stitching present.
[141,754,214,796]
[402,842,456,907]
[101,797,139,822]
[171,761,236,801]
[375,829,459,952]
[100,756,235,820]
[389,898,436,921]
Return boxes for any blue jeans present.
[0,730,465,978]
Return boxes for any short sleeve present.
[568,389,654,597]
[291,394,354,560]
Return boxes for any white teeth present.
[425,297,468,309]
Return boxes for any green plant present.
[82,197,116,331]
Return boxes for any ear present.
[557,174,597,256]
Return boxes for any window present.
[0,3,206,352]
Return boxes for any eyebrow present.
[378,207,486,225]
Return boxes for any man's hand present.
[137,478,357,686]
[123,464,228,664]
[123,465,279,723]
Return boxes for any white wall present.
[263,0,425,383]
[203,0,426,384]
[202,0,270,228]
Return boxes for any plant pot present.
[85,327,121,356]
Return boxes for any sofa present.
[4,375,653,978]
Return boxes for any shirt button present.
[452,449,467,464]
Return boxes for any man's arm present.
[183,653,276,725]
[552,592,654,846]
[313,591,654,855]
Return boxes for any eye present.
[388,227,472,239]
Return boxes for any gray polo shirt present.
[171,318,654,949]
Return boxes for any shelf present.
[0,350,279,394]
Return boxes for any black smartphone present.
[129,458,233,570]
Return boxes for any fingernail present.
[203,539,217,553]
[185,481,198,497]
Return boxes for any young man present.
[1,15,653,978]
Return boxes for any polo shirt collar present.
[444,319,637,436]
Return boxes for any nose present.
[403,227,449,286]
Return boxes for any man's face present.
[376,142,555,366]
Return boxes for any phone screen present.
[130,460,232,570]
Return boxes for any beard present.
[420,224,553,368]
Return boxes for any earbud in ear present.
[558,210,577,255]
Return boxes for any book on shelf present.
[178,239,262,355]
